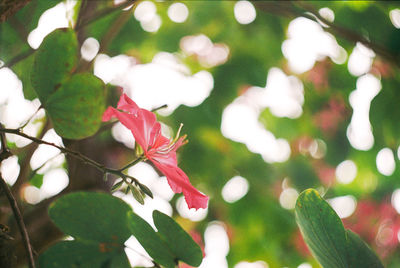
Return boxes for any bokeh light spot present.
[168,3,189,23]
[376,148,395,176]
[221,175,249,203]
[389,9,400,28]
[81,37,100,61]
[336,160,357,184]
[279,188,299,210]
[234,1,256,25]
[328,195,357,218]
[134,0,156,22]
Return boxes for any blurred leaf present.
[295,189,348,268]
[370,78,400,146]
[29,173,44,188]
[153,210,203,267]
[286,156,320,191]
[46,73,105,139]
[127,211,176,268]
[49,192,131,243]
[38,240,126,268]
[31,28,78,104]
[346,229,384,268]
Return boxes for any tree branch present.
[0,127,149,194]
[253,1,400,69]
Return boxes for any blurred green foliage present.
[2,0,400,267]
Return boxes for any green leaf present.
[111,180,124,192]
[346,229,384,268]
[31,28,78,104]
[295,189,348,268]
[38,240,122,268]
[12,54,37,100]
[127,211,176,268]
[153,210,203,267]
[108,250,131,268]
[46,73,105,139]
[138,182,153,199]
[29,173,44,188]
[49,192,131,243]
[129,184,144,205]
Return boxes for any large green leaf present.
[295,189,384,268]
[295,189,348,268]
[127,211,176,268]
[12,54,37,100]
[153,210,203,267]
[49,192,131,243]
[346,229,384,268]
[46,73,105,139]
[38,240,128,268]
[31,28,78,104]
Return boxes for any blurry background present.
[1,0,400,267]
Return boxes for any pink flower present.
[102,94,208,209]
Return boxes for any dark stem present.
[253,1,400,69]
[151,104,168,113]
[0,174,36,268]
[0,125,36,268]
[2,49,34,69]
[0,127,143,185]
[75,0,136,31]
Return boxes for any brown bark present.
[0,0,31,23]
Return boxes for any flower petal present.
[152,160,208,209]
[117,93,140,114]
[101,106,148,151]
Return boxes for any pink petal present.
[102,107,116,122]
[151,160,209,209]
[117,93,140,114]
[139,108,158,147]
[101,106,148,151]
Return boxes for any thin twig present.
[294,2,400,68]
[75,0,136,31]
[152,104,168,113]
[2,0,137,69]
[0,127,143,186]
[12,119,50,195]
[0,174,36,268]
[253,1,400,69]
[0,126,35,268]
[118,155,144,172]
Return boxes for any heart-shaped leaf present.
[49,192,131,243]
[127,211,176,268]
[38,240,129,268]
[153,210,203,267]
[31,28,78,104]
[45,73,105,139]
